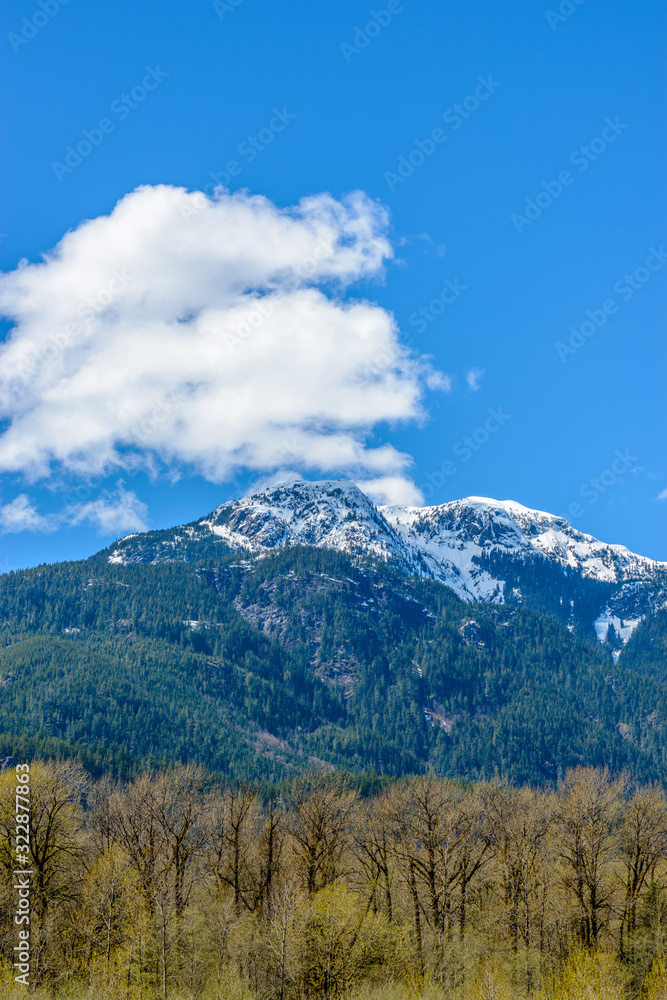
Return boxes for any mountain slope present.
[0,479,656,784]
[103,480,667,655]
[382,495,660,594]
[2,544,667,785]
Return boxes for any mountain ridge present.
[104,480,667,655]
[1,481,666,785]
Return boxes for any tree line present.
[1,763,667,998]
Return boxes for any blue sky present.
[0,0,665,570]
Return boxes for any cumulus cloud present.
[0,484,148,536]
[465,368,484,392]
[0,185,442,505]
[658,488,667,501]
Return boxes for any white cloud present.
[66,484,149,535]
[427,371,452,392]
[465,368,484,392]
[0,185,440,504]
[0,494,54,533]
[356,475,424,506]
[0,484,148,536]
[658,488,667,501]
[244,470,306,495]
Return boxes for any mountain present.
[104,480,667,657]
[1,479,665,787]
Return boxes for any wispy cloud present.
[0,484,148,536]
[0,494,53,533]
[66,485,149,535]
[466,367,485,392]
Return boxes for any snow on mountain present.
[202,480,407,562]
[379,499,510,602]
[380,496,662,600]
[594,611,642,646]
[106,480,667,649]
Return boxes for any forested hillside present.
[0,544,665,785]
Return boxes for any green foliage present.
[0,544,665,783]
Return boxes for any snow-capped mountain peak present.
[105,480,667,651]
[202,480,406,561]
[380,495,660,593]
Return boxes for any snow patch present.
[594,609,643,648]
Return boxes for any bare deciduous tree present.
[483,783,553,952]
[619,784,667,963]
[288,778,356,895]
[556,767,625,947]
